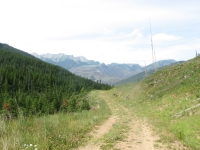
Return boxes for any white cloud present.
[0,0,200,65]
[125,29,143,38]
[153,33,182,41]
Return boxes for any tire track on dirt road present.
[77,91,119,150]
[100,91,167,150]
[78,91,170,150]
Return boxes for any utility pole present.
[145,62,148,77]
[154,48,157,70]
[149,18,156,71]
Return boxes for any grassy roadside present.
[112,56,200,149]
[1,56,199,149]
[0,91,111,150]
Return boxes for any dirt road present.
[77,91,168,150]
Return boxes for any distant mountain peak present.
[32,53,100,70]
[32,52,176,84]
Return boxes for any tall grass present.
[112,56,200,149]
[0,91,111,149]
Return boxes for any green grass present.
[99,113,129,149]
[0,91,111,149]
[100,118,129,150]
[2,56,200,149]
[85,90,132,150]
[112,56,200,149]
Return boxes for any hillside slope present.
[33,53,176,84]
[115,60,185,85]
[70,63,143,84]
[113,55,200,149]
[0,43,111,117]
[0,43,35,58]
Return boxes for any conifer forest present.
[0,43,111,118]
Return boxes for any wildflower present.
[34,145,37,147]
[30,144,33,146]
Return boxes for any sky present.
[0,0,200,65]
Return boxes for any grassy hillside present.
[113,55,200,149]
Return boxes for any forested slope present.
[0,43,111,117]
[0,43,35,58]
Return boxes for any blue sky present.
[0,0,200,65]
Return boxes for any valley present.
[33,53,176,84]
[1,0,199,149]
[1,43,200,149]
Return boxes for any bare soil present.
[77,91,185,150]
[78,116,118,150]
[115,118,166,150]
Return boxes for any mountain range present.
[32,53,100,70]
[32,53,176,84]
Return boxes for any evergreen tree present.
[0,44,111,117]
